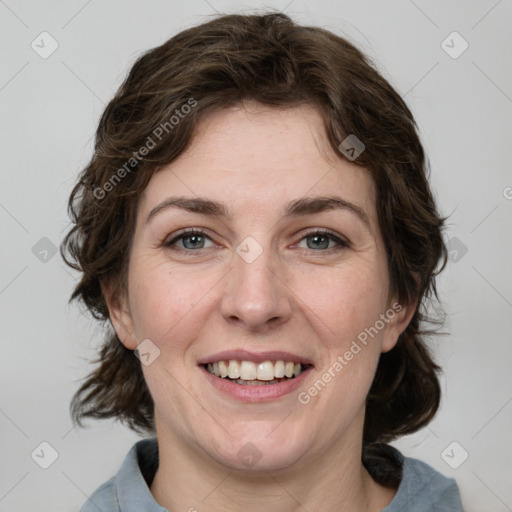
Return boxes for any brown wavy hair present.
[62,12,447,474]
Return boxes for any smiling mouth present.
[203,360,312,386]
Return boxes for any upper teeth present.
[206,360,304,380]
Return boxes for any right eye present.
[164,229,216,251]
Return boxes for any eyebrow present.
[146,195,371,230]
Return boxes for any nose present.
[220,240,293,332]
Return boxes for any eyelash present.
[163,228,349,253]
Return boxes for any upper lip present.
[197,349,314,366]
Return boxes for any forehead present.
[139,102,376,224]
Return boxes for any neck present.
[149,412,396,512]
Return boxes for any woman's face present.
[108,102,412,471]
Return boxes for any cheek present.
[127,255,218,343]
[294,259,389,347]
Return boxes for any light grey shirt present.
[81,438,463,511]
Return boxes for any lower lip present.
[200,365,313,403]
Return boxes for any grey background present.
[1,0,511,510]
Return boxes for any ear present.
[101,279,138,350]
[380,298,418,353]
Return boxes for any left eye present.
[297,231,348,251]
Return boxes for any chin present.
[208,432,312,472]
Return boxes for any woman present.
[62,12,464,512]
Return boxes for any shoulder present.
[383,448,463,511]
[80,438,162,512]
[80,476,118,512]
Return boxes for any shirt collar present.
[115,437,168,511]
